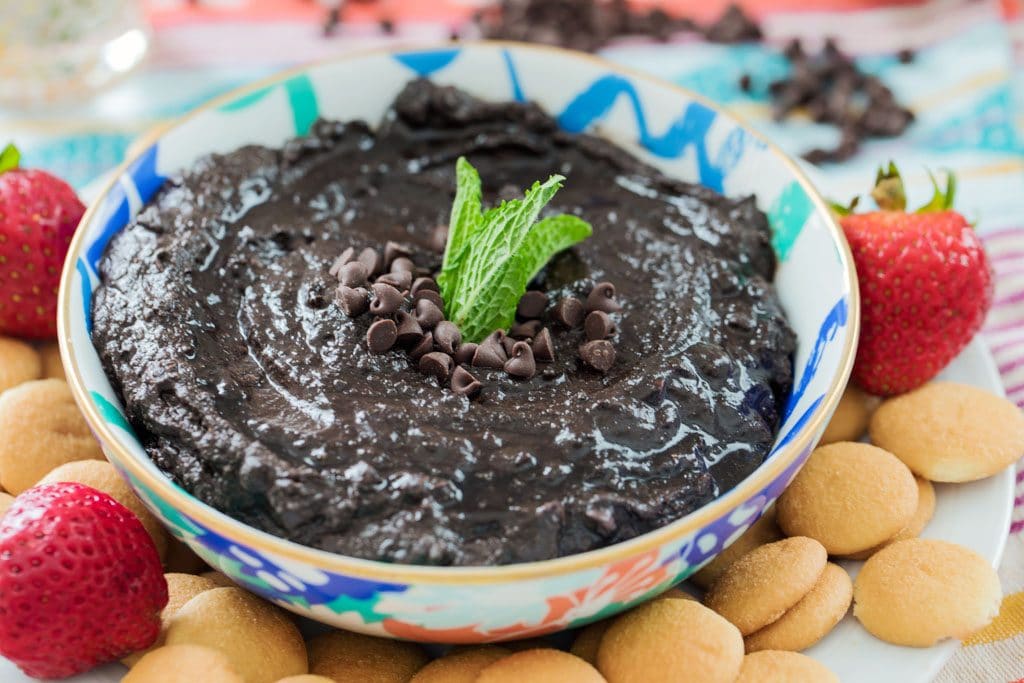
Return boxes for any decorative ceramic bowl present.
[58,42,858,643]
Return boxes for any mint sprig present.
[438,157,592,343]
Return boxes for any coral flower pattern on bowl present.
[59,43,856,641]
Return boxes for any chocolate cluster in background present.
[321,0,915,165]
[764,39,916,164]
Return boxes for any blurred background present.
[0,1,1019,212]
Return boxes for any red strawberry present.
[0,482,167,678]
[0,144,85,339]
[838,163,993,396]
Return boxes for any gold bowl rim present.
[57,40,860,585]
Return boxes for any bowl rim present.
[57,40,860,584]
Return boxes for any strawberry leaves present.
[0,144,19,175]
[917,170,956,213]
[833,162,959,217]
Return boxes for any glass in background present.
[0,0,150,108]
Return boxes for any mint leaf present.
[437,157,483,305]
[514,214,593,281]
[440,158,592,343]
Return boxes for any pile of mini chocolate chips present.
[329,243,623,400]
[759,38,916,164]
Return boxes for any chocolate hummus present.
[92,80,796,566]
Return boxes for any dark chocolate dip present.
[92,80,796,566]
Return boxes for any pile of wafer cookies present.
[0,332,1021,682]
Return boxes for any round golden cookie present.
[307,629,429,683]
[0,336,41,394]
[275,677,336,683]
[571,589,694,666]
[571,621,610,666]
[164,537,208,573]
[0,379,104,494]
[39,460,168,560]
[735,651,839,683]
[744,563,852,653]
[820,384,873,444]
[842,476,936,561]
[122,644,243,683]
[870,381,1024,482]
[0,492,13,517]
[691,508,782,590]
[597,598,743,683]
[38,341,65,380]
[776,442,918,555]
[409,646,510,682]
[200,570,235,588]
[477,649,604,683]
[165,587,306,683]
[703,536,827,636]
[853,538,1001,647]
[122,573,220,666]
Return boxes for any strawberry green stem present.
[0,144,20,174]
[870,161,907,212]
[916,170,957,213]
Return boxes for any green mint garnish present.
[437,157,592,343]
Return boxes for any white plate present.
[0,337,1012,682]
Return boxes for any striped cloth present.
[1,1,1021,679]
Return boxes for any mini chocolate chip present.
[510,320,542,339]
[429,224,449,253]
[338,261,369,287]
[413,289,444,308]
[411,277,439,296]
[584,310,616,340]
[451,366,482,399]
[501,334,517,357]
[391,256,416,274]
[376,270,412,291]
[551,296,585,328]
[414,298,444,329]
[897,47,915,64]
[366,319,397,354]
[369,283,404,316]
[484,329,507,348]
[455,342,478,365]
[395,310,424,345]
[532,328,555,363]
[329,247,354,278]
[516,291,548,319]
[336,285,369,317]
[579,340,616,373]
[472,335,508,369]
[504,341,536,380]
[586,281,622,313]
[358,247,383,278]
[434,321,461,354]
[739,73,752,92]
[384,240,411,269]
[408,332,434,361]
[419,352,453,382]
